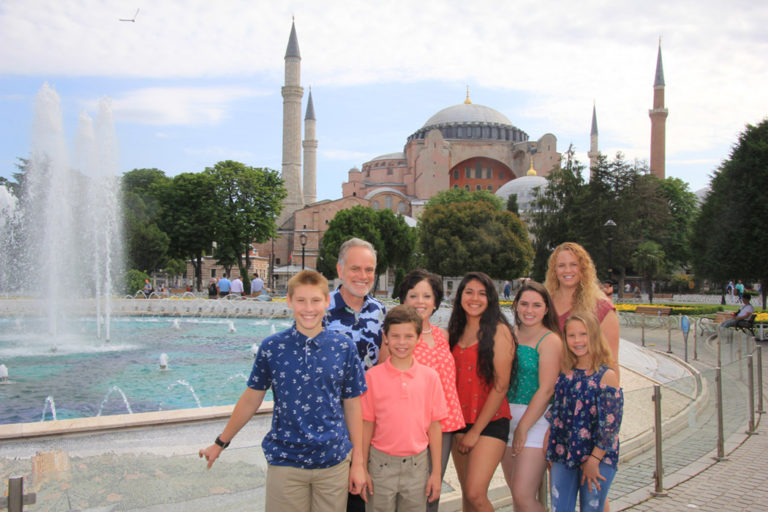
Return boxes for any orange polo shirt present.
[361,358,447,456]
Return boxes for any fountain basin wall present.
[0,298,296,318]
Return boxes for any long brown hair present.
[448,272,514,387]
[513,281,561,337]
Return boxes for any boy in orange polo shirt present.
[361,305,447,511]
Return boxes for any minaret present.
[279,20,304,225]
[302,88,317,205]
[649,40,668,179]
[588,102,599,178]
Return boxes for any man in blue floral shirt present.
[200,270,367,511]
[325,238,386,511]
[326,238,386,370]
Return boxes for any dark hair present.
[744,292,752,301]
[513,281,561,337]
[383,304,423,337]
[448,272,514,386]
[398,269,443,314]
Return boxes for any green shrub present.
[123,269,150,295]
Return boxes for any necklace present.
[422,326,432,334]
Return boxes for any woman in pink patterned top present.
[379,269,464,512]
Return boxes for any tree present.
[419,195,533,279]
[692,119,768,308]
[317,205,416,283]
[125,221,169,273]
[506,193,519,215]
[157,172,218,291]
[631,241,666,304]
[529,147,588,280]
[122,168,170,273]
[530,149,698,290]
[204,161,286,278]
[376,208,418,273]
[426,187,503,210]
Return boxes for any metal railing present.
[609,322,763,504]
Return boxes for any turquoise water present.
[0,316,290,424]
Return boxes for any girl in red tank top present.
[448,272,516,511]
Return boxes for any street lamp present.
[299,232,308,270]
[604,219,617,280]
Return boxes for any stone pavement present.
[617,321,768,512]
[623,419,768,511]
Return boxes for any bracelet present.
[590,453,602,462]
[215,435,230,449]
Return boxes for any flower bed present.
[615,303,723,316]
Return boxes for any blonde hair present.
[544,242,603,316]
[287,270,329,298]
[562,313,614,372]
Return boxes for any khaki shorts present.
[265,452,350,512]
[366,446,428,512]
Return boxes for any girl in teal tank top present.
[501,281,563,511]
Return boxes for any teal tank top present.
[507,332,550,405]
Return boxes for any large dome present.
[408,102,527,143]
[423,103,513,128]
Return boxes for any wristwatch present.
[214,435,230,449]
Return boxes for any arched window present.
[372,200,380,210]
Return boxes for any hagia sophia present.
[241,22,668,291]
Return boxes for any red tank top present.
[452,342,511,424]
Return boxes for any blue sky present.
[2,0,767,201]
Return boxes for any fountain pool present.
[0,316,290,425]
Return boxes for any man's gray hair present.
[338,238,377,269]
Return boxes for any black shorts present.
[456,417,510,442]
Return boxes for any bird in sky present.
[119,8,140,22]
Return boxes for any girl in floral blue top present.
[546,312,623,512]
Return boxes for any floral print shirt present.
[326,287,386,370]
[413,325,465,432]
[546,366,623,469]
[249,324,367,469]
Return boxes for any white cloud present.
[94,86,270,126]
[2,0,768,194]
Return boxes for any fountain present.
[0,316,289,424]
[41,396,57,422]
[0,83,123,341]
[167,380,202,409]
[97,385,133,416]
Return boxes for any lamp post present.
[299,232,307,270]
[604,219,617,280]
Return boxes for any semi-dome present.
[369,152,405,162]
[496,174,547,213]
[423,103,513,128]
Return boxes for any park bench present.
[735,313,759,339]
[635,306,672,316]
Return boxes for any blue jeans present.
[550,461,617,512]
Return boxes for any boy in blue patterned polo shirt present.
[200,270,368,511]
